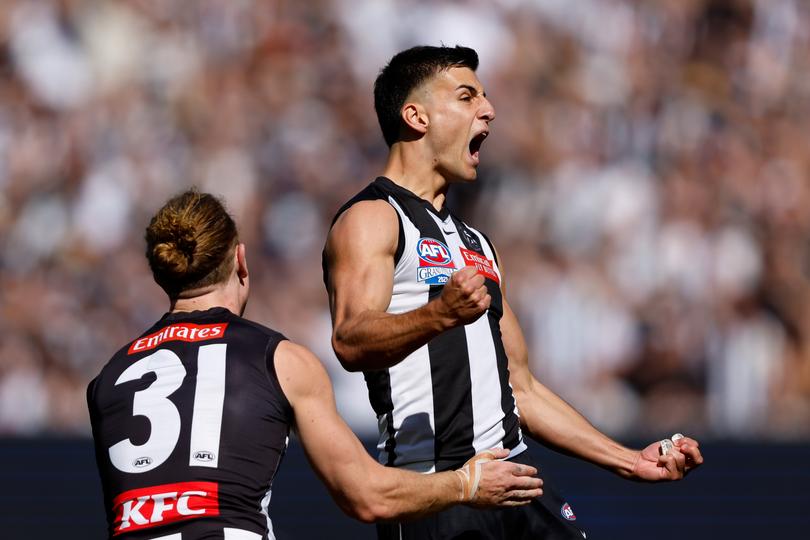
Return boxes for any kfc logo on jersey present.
[561,502,577,521]
[416,238,456,285]
[112,481,219,535]
[128,323,228,354]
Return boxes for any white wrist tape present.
[454,450,497,501]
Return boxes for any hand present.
[454,448,543,507]
[631,435,704,482]
[434,266,491,327]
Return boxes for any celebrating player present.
[87,190,542,539]
[323,45,705,539]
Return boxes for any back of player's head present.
[145,189,238,297]
[374,45,479,147]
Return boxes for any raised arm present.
[324,200,490,371]
[273,340,542,522]
[498,272,703,481]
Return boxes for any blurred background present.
[1,0,808,538]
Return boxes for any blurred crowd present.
[1,0,809,441]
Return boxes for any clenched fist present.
[433,266,491,328]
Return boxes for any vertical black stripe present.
[363,369,397,465]
[452,218,522,452]
[490,314,522,450]
[397,197,476,470]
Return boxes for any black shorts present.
[376,451,587,540]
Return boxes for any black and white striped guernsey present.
[325,176,526,472]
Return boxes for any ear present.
[401,102,429,136]
[236,243,248,283]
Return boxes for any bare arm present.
[325,201,490,371]
[273,340,542,522]
[498,270,703,481]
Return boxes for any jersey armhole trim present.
[392,205,405,266]
[264,337,293,420]
[479,231,499,265]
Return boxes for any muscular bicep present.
[274,341,378,517]
[325,200,399,327]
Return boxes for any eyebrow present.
[457,84,487,98]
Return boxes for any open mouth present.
[469,131,488,163]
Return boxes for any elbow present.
[331,332,364,372]
[344,495,396,523]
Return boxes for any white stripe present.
[189,343,227,468]
[260,487,276,540]
[259,434,285,540]
[382,196,436,468]
[472,227,526,443]
[465,316,508,452]
[386,344,435,467]
[435,219,507,452]
[387,197,428,314]
[433,217,512,453]
[224,528,262,540]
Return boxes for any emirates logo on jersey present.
[112,481,219,535]
[127,323,228,355]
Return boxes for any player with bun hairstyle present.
[88,190,542,540]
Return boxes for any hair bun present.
[146,189,238,296]
[151,218,198,277]
[174,233,197,259]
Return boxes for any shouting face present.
[409,66,495,183]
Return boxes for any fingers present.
[671,435,704,473]
[487,447,509,460]
[441,266,492,324]
[451,265,481,285]
[505,488,543,502]
[657,449,687,479]
[511,463,538,478]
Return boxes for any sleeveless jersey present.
[87,307,292,540]
[324,176,526,472]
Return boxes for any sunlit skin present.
[383,67,495,211]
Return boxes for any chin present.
[447,166,478,183]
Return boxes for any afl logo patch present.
[133,456,152,468]
[561,502,576,521]
[193,451,215,462]
[417,238,453,266]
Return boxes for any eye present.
[460,94,472,102]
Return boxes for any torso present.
[88,307,291,539]
[326,177,525,472]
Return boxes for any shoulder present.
[273,341,331,403]
[226,314,287,343]
[333,199,399,232]
[327,199,400,256]
[329,178,397,225]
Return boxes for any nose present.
[479,96,495,122]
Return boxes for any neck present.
[383,142,449,211]
[170,284,241,316]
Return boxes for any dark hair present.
[145,189,238,297]
[374,45,479,147]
